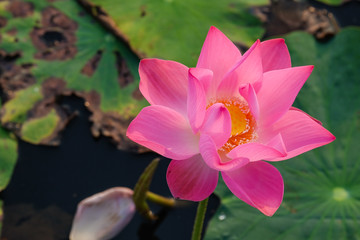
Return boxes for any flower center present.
[207,97,257,153]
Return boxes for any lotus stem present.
[146,191,176,208]
[191,197,209,240]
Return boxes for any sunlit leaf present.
[21,109,60,144]
[80,0,268,67]
[317,0,343,5]
[0,98,17,237]
[0,200,3,234]
[205,27,360,240]
[0,122,17,192]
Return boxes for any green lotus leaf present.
[0,99,17,236]
[0,124,17,192]
[83,0,268,67]
[317,0,343,5]
[205,27,360,240]
[1,86,43,124]
[21,109,59,144]
[0,200,3,234]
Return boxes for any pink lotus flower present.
[127,26,335,216]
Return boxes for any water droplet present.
[218,212,226,221]
[332,187,349,202]
[222,232,230,238]
[105,34,114,43]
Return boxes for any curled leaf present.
[133,158,160,220]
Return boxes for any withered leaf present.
[0,0,147,151]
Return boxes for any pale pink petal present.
[70,187,135,240]
[166,155,218,201]
[200,103,231,148]
[239,83,260,120]
[262,109,335,160]
[139,59,189,115]
[257,66,314,126]
[189,68,214,100]
[187,68,207,133]
[222,161,284,216]
[227,142,285,162]
[260,39,291,72]
[217,40,262,98]
[127,106,198,160]
[199,134,250,172]
[197,26,241,94]
[290,107,322,125]
[264,133,287,161]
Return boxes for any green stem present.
[146,191,175,208]
[191,198,209,240]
